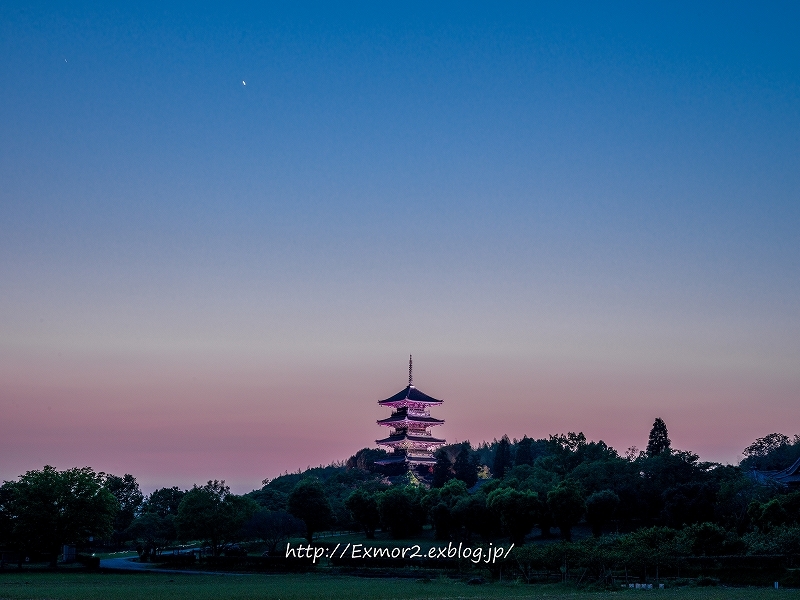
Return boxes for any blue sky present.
[1,2,799,490]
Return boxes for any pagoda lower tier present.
[377,450,437,466]
[375,420,447,467]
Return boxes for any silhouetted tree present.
[128,486,185,561]
[647,418,671,457]
[175,480,257,556]
[145,487,185,517]
[741,433,800,470]
[10,466,118,566]
[492,435,513,479]
[515,436,534,467]
[487,487,540,545]
[453,444,478,487]
[287,478,333,542]
[103,473,143,546]
[0,483,14,552]
[378,487,413,539]
[432,448,454,488]
[345,487,380,539]
[127,512,178,561]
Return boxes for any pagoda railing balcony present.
[393,410,430,418]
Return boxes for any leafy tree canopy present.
[432,447,454,488]
[103,473,143,542]
[585,489,620,537]
[287,478,334,542]
[345,487,380,539]
[487,487,540,545]
[741,433,800,471]
[175,480,257,556]
[547,480,585,542]
[144,487,185,517]
[10,466,117,565]
[243,509,303,554]
[453,443,479,488]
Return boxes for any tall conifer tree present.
[646,418,671,457]
[492,435,512,478]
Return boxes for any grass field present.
[0,572,797,600]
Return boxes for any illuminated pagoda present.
[376,356,446,469]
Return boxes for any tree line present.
[2,420,800,567]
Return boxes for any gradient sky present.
[1,2,799,493]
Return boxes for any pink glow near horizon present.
[2,349,797,494]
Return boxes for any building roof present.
[377,412,444,426]
[378,385,443,406]
[756,455,800,487]
[376,431,446,445]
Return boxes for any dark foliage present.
[345,487,380,539]
[432,448,454,488]
[346,448,389,471]
[6,466,117,566]
[246,487,288,511]
[547,480,585,541]
[378,486,426,539]
[585,489,620,536]
[662,482,718,527]
[145,487,185,517]
[453,443,478,488]
[242,509,304,554]
[175,480,258,556]
[452,493,500,540]
[6,421,800,566]
[103,473,143,546]
[514,436,534,467]
[741,433,800,471]
[487,487,540,544]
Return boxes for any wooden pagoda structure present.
[376,356,445,468]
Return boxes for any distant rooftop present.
[754,456,800,488]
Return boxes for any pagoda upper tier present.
[378,385,443,412]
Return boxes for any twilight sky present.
[1,2,799,493]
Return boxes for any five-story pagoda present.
[376,356,445,468]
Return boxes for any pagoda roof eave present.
[408,456,437,464]
[378,385,443,406]
[375,455,438,466]
[376,414,444,425]
[376,433,447,445]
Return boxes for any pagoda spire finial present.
[408,354,413,387]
